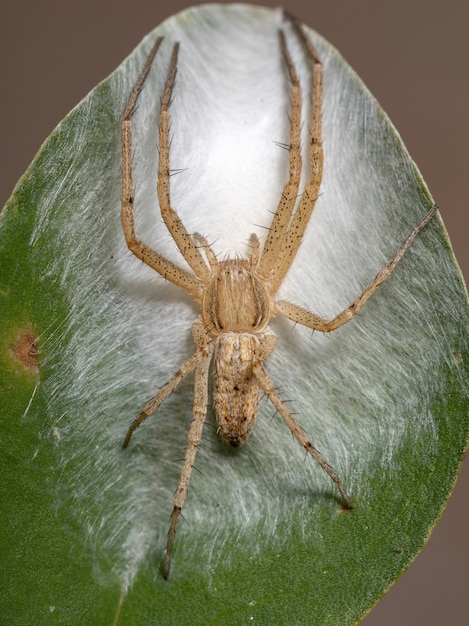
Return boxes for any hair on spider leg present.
[283,111,304,135]
[168,132,175,151]
[267,408,280,424]
[167,92,178,109]
[284,188,303,202]
[263,207,280,218]
[273,140,291,151]
[270,383,294,404]
[163,507,188,530]
[280,398,297,407]
[191,462,206,478]
[252,222,271,231]
[169,167,188,177]
[172,457,206,479]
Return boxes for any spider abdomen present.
[213,333,263,447]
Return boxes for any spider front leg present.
[270,18,324,293]
[156,44,211,284]
[258,17,324,296]
[121,38,205,300]
[256,29,303,279]
[274,206,437,332]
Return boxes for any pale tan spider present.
[120,15,436,578]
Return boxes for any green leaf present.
[1,4,468,625]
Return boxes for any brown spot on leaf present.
[9,329,39,375]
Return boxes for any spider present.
[120,14,436,578]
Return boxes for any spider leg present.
[256,30,303,282]
[157,45,212,284]
[267,16,324,295]
[123,319,213,448]
[122,346,210,448]
[253,363,352,508]
[121,38,202,300]
[164,353,211,579]
[274,206,437,332]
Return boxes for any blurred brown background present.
[1,0,467,623]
